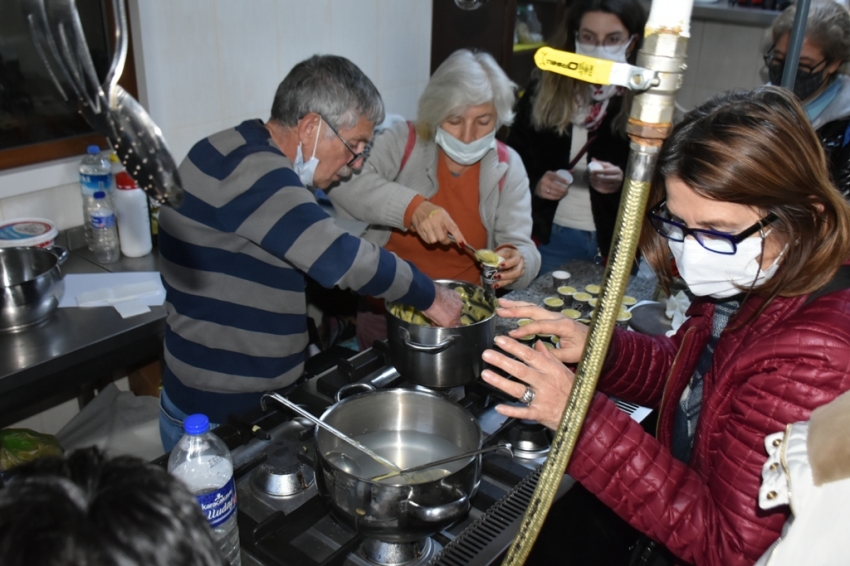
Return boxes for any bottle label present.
[196,477,237,527]
[80,173,112,194]
[91,213,116,229]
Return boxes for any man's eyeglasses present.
[648,201,777,255]
[575,31,634,54]
[320,116,372,167]
[763,46,828,75]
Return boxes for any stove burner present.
[504,420,551,459]
[356,537,438,566]
[252,438,315,497]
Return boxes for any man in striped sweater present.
[158,55,462,450]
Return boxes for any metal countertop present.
[0,231,165,427]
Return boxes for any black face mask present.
[767,61,829,102]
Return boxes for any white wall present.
[0,0,433,230]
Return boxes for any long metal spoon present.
[369,443,513,483]
[260,392,402,473]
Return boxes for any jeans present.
[538,224,599,276]
[159,389,220,453]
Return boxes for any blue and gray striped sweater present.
[159,119,434,421]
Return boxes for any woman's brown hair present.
[642,86,850,311]
[531,0,647,136]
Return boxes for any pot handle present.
[402,488,470,522]
[399,327,456,353]
[336,382,375,403]
[47,246,69,265]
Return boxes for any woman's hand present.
[410,201,465,246]
[481,336,575,430]
[535,171,571,200]
[588,159,624,195]
[497,298,589,364]
[492,246,525,289]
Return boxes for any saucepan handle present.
[336,382,375,403]
[402,489,470,522]
[399,327,456,353]
[47,246,69,265]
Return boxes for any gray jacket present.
[328,120,541,289]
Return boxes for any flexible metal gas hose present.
[501,1,694,563]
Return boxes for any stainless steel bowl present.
[0,246,68,332]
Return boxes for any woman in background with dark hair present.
[506,0,647,273]
[484,87,850,565]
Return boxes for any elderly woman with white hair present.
[329,49,540,349]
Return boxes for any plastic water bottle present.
[113,172,152,257]
[79,145,112,250]
[90,191,121,264]
[168,414,241,566]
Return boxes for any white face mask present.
[435,127,496,166]
[668,232,786,299]
[293,122,322,187]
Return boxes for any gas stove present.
[194,342,637,566]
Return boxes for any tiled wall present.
[677,19,771,112]
[0,0,433,228]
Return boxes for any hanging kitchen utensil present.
[20,0,184,208]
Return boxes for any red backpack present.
[398,121,509,192]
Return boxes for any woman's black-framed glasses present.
[648,201,777,255]
[320,116,371,167]
[763,45,829,75]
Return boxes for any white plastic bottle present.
[90,191,121,264]
[79,145,112,250]
[168,414,241,566]
[113,172,152,257]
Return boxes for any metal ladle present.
[369,443,513,483]
[260,392,402,474]
[21,0,184,207]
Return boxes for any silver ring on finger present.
[519,385,535,406]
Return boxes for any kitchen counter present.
[0,230,165,428]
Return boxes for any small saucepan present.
[0,246,69,332]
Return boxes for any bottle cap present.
[115,171,140,190]
[87,145,101,155]
[93,191,106,199]
[184,414,211,435]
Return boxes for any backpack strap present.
[399,121,417,172]
[496,140,509,192]
[805,264,850,305]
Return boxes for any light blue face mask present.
[435,127,496,166]
[293,122,322,186]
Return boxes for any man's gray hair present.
[270,55,385,131]
[416,50,516,141]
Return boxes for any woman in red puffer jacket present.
[482,86,850,566]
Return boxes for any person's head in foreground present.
[643,85,850,310]
[0,447,224,566]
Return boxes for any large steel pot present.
[0,246,68,332]
[386,279,496,388]
[314,389,482,543]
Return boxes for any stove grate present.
[427,466,542,566]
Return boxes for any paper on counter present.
[59,272,165,319]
